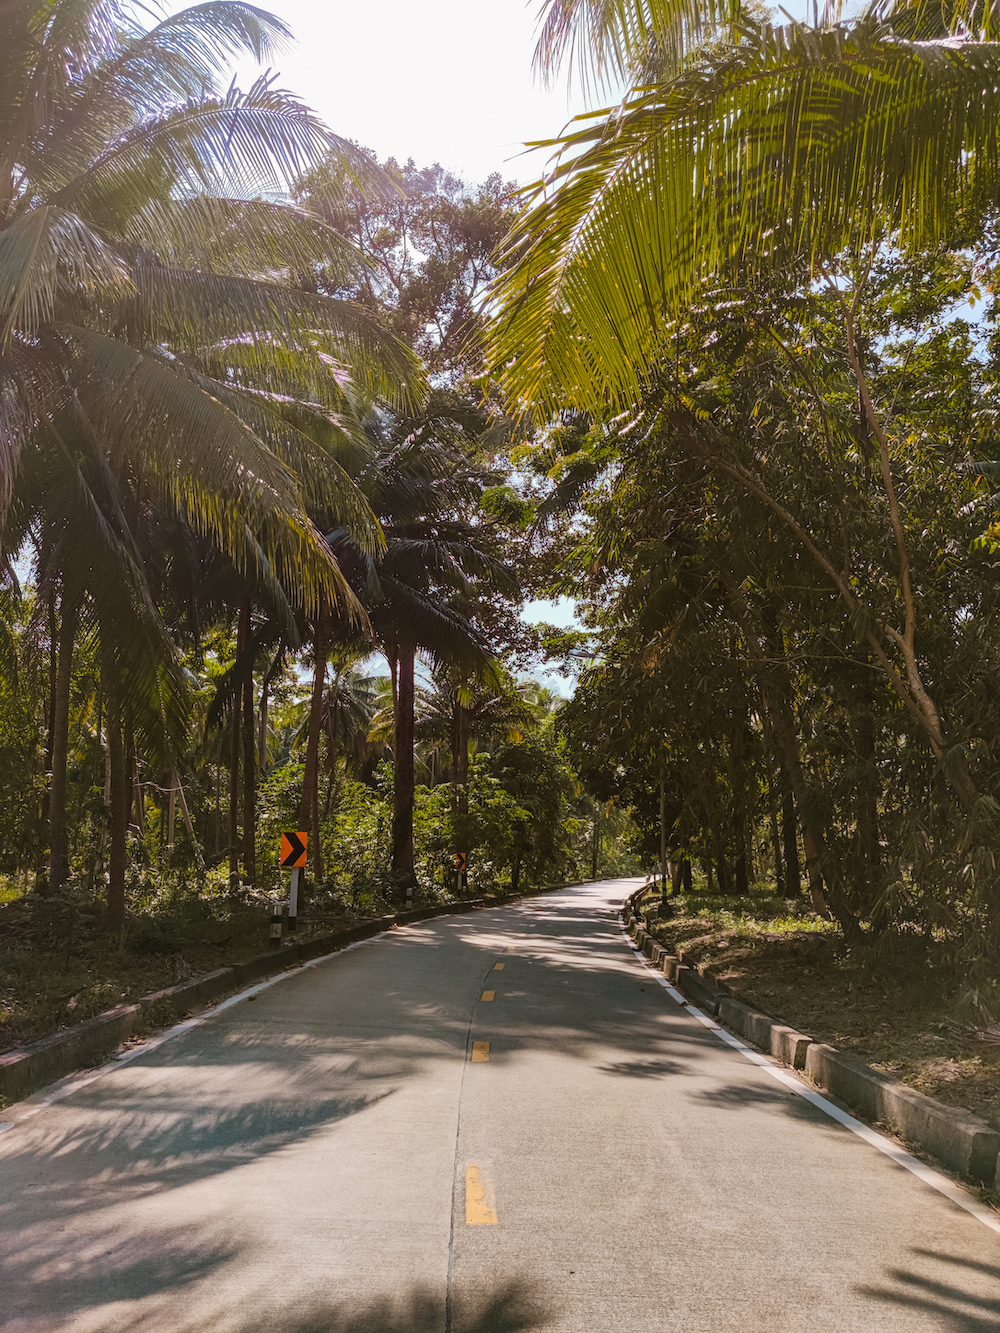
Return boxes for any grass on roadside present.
[641,886,1000,1132]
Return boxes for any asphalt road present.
[3,878,1000,1332]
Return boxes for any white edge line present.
[0,931,393,1133]
[617,912,1000,1237]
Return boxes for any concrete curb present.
[0,880,581,1107]
[621,887,1000,1186]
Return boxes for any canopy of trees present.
[8,0,1000,1030]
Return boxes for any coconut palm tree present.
[324,403,514,895]
[496,0,1000,415]
[2,0,423,917]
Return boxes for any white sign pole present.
[288,867,301,931]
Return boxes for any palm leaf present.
[60,324,363,618]
[50,77,389,219]
[491,16,1000,414]
[0,205,129,343]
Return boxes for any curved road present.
[2,878,1000,1332]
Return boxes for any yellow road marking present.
[465,1163,498,1225]
[493,962,505,971]
[471,1041,490,1062]
[481,990,495,1001]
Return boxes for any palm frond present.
[114,260,424,409]
[60,324,363,618]
[51,77,388,219]
[0,206,129,343]
[115,196,368,283]
[492,17,1000,414]
[533,0,739,91]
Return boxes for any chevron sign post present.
[280,831,308,930]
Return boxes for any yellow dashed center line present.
[471,1041,490,1062]
[465,1163,498,1225]
[493,962,505,971]
[481,990,495,1001]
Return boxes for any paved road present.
[3,878,1000,1332]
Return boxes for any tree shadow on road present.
[688,1081,828,1121]
[2,1246,550,1333]
[225,1281,550,1333]
[855,1248,1000,1330]
[0,1088,392,1227]
[597,1057,689,1078]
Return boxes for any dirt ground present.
[641,889,1000,1132]
[0,897,356,1056]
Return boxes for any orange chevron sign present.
[280,831,308,869]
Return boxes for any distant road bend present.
[3,879,1000,1332]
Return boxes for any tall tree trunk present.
[129,740,145,847]
[300,603,331,884]
[107,700,128,929]
[47,590,79,895]
[228,698,241,890]
[391,642,417,893]
[758,606,862,940]
[229,604,247,889]
[258,648,283,773]
[855,700,881,917]
[767,766,782,894]
[451,695,470,804]
[173,771,205,871]
[781,783,800,897]
[166,780,176,863]
[242,658,257,889]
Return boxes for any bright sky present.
[246,0,596,185]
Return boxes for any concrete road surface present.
[3,878,1000,1332]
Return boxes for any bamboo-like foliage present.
[494,5,1000,414]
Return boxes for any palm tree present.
[328,406,513,896]
[497,0,1000,414]
[2,0,424,917]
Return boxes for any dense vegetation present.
[0,0,642,1052]
[490,0,1000,997]
[10,0,1000,1052]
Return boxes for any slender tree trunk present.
[759,607,862,940]
[855,701,881,915]
[228,700,240,890]
[712,827,730,893]
[45,586,57,774]
[47,591,79,895]
[457,703,469,815]
[258,648,283,773]
[126,733,146,851]
[173,771,205,871]
[214,733,223,858]
[229,605,247,889]
[167,781,176,862]
[767,767,782,894]
[107,700,128,929]
[781,784,800,897]
[300,604,331,884]
[391,642,417,893]
[242,660,257,889]
[659,769,668,905]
